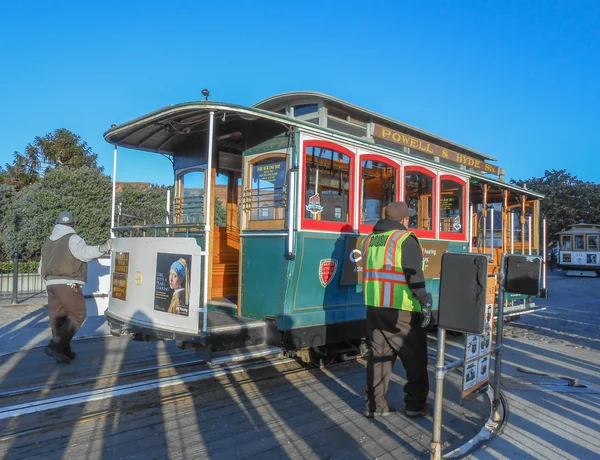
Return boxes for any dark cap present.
[384,202,416,221]
[57,211,74,225]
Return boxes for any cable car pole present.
[201,111,215,334]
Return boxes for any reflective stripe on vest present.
[362,229,422,311]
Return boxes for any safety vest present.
[362,230,423,312]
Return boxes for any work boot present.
[44,346,71,364]
[404,402,433,418]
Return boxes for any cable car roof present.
[254,91,498,162]
[103,98,542,199]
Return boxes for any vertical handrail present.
[468,203,473,253]
[528,215,532,256]
[166,189,171,236]
[287,167,296,258]
[492,253,506,422]
[201,111,215,334]
[431,327,447,460]
[490,207,495,262]
[542,218,547,289]
[510,212,514,254]
[110,146,118,238]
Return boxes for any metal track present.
[0,346,283,419]
[0,354,307,442]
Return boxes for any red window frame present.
[358,154,400,234]
[301,140,355,233]
[439,174,467,241]
[404,165,436,239]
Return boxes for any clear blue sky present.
[1,0,598,186]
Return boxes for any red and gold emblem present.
[319,258,338,287]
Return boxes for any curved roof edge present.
[253,91,498,162]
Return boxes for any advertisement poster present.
[462,276,496,402]
[111,252,129,301]
[465,335,480,362]
[480,329,492,356]
[477,356,490,383]
[420,241,449,278]
[463,361,478,392]
[154,252,192,316]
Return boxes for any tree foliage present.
[116,185,172,226]
[0,167,111,259]
[512,169,600,240]
[2,129,99,190]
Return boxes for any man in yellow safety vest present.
[362,201,432,418]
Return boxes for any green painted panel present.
[240,235,287,318]
[281,232,366,329]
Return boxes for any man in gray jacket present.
[39,211,113,363]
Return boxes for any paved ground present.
[470,271,600,459]
[0,295,490,459]
[2,270,598,458]
[0,295,110,356]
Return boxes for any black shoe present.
[44,346,71,364]
[404,402,432,418]
[64,348,76,360]
[364,407,398,418]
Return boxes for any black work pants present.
[365,307,429,412]
[47,284,87,353]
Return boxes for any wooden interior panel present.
[211,226,240,298]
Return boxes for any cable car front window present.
[561,235,572,250]
[248,155,287,222]
[575,235,585,250]
[175,170,205,224]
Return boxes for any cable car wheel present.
[309,344,339,368]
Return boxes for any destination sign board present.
[373,124,499,175]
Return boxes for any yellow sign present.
[112,252,129,301]
[134,271,143,286]
[373,124,499,175]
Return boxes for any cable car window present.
[440,176,465,236]
[176,170,205,224]
[575,235,585,250]
[405,167,435,234]
[246,155,287,228]
[304,146,351,223]
[561,235,572,250]
[293,104,318,117]
[361,159,396,226]
[587,235,598,251]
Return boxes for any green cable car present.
[104,91,546,364]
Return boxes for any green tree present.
[512,169,600,240]
[33,128,100,170]
[2,128,100,190]
[116,184,172,226]
[214,196,227,227]
[0,167,111,259]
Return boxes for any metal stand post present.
[492,253,506,422]
[11,252,19,304]
[431,326,447,460]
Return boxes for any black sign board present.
[504,255,541,296]
[340,235,365,286]
[437,252,489,334]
